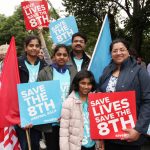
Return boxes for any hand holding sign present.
[121,128,140,142]
[49,16,78,45]
[17,80,62,127]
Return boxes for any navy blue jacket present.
[18,55,47,83]
[98,57,150,145]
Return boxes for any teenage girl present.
[37,44,76,150]
[16,35,47,150]
[59,70,104,150]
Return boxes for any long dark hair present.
[24,35,41,48]
[110,38,129,52]
[70,70,96,93]
[52,44,69,58]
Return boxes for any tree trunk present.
[131,0,143,55]
[131,24,144,55]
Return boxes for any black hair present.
[72,32,87,43]
[70,70,96,93]
[110,38,129,52]
[52,44,69,57]
[24,35,41,48]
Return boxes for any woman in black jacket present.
[98,38,150,150]
[16,35,47,150]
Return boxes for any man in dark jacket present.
[69,32,90,73]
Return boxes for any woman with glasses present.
[98,38,150,150]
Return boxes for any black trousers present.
[81,145,95,150]
[44,126,60,150]
[104,141,141,150]
[15,125,41,150]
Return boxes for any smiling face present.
[53,47,69,67]
[78,78,93,97]
[38,49,44,60]
[72,36,86,53]
[111,42,130,65]
[25,39,40,57]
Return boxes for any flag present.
[88,14,112,83]
[0,37,20,128]
[0,126,21,150]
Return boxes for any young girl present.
[37,44,76,150]
[16,35,47,150]
[59,70,104,150]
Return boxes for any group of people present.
[0,31,150,150]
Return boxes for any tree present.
[112,0,150,55]
[62,0,121,54]
[62,0,150,57]
[0,6,29,55]
[0,2,60,56]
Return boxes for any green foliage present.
[0,1,149,62]
[62,0,150,62]
[0,6,29,55]
[0,3,59,56]
[62,0,121,54]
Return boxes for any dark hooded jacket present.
[98,56,150,145]
[18,55,47,83]
[69,51,90,73]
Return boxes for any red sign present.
[88,91,137,139]
[21,1,49,30]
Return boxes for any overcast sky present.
[0,0,65,16]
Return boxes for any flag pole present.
[47,0,60,19]
[26,129,32,150]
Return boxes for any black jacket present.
[98,57,150,145]
[69,51,90,72]
[18,55,47,83]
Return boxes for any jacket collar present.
[108,56,136,72]
[68,91,82,104]
[18,54,47,71]
[99,56,137,87]
[70,50,89,61]
[24,55,41,65]
[51,63,69,74]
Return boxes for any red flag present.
[0,126,21,150]
[0,37,20,127]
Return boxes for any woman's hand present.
[121,128,141,142]
[23,124,33,129]
[100,140,105,150]
[58,117,61,123]
[37,25,43,33]
[96,140,104,150]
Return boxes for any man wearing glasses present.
[69,32,90,72]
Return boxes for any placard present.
[21,1,49,30]
[17,80,61,127]
[49,16,78,45]
[88,91,137,139]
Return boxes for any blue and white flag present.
[88,14,112,83]
[17,80,61,127]
[49,16,78,46]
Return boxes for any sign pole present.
[26,129,32,150]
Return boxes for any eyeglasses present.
[111,48,128,54]
[73,40,85,44]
